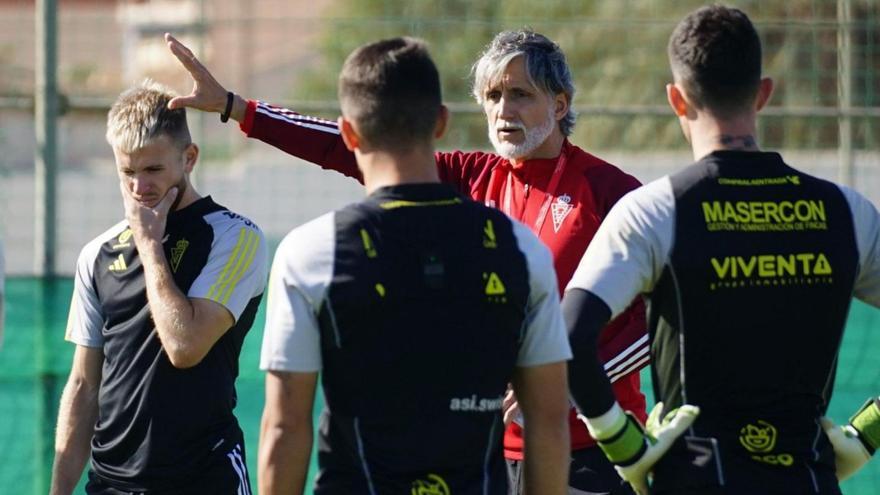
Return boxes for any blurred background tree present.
[293,0,879,151]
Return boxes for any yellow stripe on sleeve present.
[215,230,256,304]
[219,231,260,305]
[207,228,248,300]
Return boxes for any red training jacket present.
[241,100,650,459]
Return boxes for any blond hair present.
[106,79,191,153]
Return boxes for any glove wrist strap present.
[596,412,649,466]
[849,397,880,456]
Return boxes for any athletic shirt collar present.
[368,182,462,203]
[701,150,787,171]
[166,196,218,226]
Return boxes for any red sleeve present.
[240,100,363,182]
[583,157,648,379]
[434,150,497,197]
[584,161,642,218]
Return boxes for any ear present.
[338,116,360,152]
[666,83,689,117]
[553,92,569,121]
[183,143,199,173]
[434,105,450,139]
[755,77,774,112]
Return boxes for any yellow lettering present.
[702,202,724,223]
[794,201,811,222]
[750,202,765,223]
[735,202,750,223]
[758,255,775,277]
[811,201,826,222]
[701,200,825,225]
[777,255,796,276]
[763,202,781,224]
[712,251,832,281]
[737,256,757,277]
[711,257,732,279]
[779,202,795,222]
[796,253,816,274]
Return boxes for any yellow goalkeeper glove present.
[821,397,880,481]
[583,402,699,495]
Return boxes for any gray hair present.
[472,29,576,136]
[106,79,191,153]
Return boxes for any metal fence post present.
[837,0,854,187]
[34,1,58,493]
[35,0,58,278]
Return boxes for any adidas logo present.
[108,253,127,272]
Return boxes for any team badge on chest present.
[551,194,573,232]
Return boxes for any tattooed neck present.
[718,134,758,150]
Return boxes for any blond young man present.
[51,81,267,495]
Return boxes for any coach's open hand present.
[165,33,245,121]
[120,183,178,249]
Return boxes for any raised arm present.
[50,345,103,495]
[164,33,362,180]
[165,33,247,122]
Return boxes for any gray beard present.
[487,110,556,160]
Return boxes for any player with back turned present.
[257,37,571,495]
[562,5,880,495]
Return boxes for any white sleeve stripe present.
[605,345,650,377]
[608,355,651,384]
[255,105,341,135]
[256,102,337,125]
[602,334,649,370]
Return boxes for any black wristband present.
[220,92,234,123]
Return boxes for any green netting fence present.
[1,278,877,493]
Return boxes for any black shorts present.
[85,443,252,495]
[505,445,634,495]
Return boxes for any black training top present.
[568,151,880,494]
[65,196,268,491]
[261,183,572,495]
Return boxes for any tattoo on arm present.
[719,134,757,150]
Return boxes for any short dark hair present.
[668,5,762,117]
[338,37,442,150]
